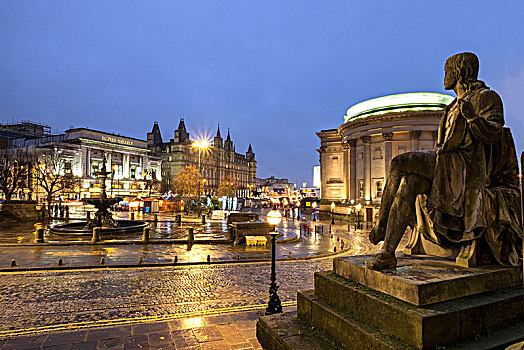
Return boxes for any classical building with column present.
[317,92,453,222]
[147,119,257,198]
[12,128,161,200]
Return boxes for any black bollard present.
[174,256,178,263]
[131,212,135,220]
[92,227,101,243]
[58,258,63,266]
[142,227,150,242]
[86,211,91,220]
[201,214,206,224]
[187,227,194,245]
[207,254,211,262]
[154,213,158,222]
[138,256,143,264]
[35,227,45,243]
[100,257,105,265]
[11,259,16,267]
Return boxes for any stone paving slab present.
[0,308,278,349]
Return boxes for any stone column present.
[349,139,357,201]
[86,148,91,177]
[382,132,393,178]
[343,142,350,200]
[123,154,130,179]
[361,136,372,201]
[107,152,112,171]
[410,130,421,152]
[432,130,439,146]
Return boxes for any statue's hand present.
[458,98,476,122]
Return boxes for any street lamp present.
[266,208,283,315]
[356,203,362,230]
[193,140,209,216]
[331,202,335,225]
[296,201,301,220]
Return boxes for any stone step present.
[299,272,524,349]
[256,311,338,350]
[298,290,411,349]
[333,255,522,306]
[258,309,524,350]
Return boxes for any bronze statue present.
[366,52,523,270]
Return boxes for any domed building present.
[316,92,454,222]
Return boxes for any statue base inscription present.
[257,256,524,349]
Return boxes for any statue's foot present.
[369,225,386,245]
[365,252,397,270]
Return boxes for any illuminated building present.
[12,128,161,200]
[317,92,454,221]
[256,176,296,198]
[148,119,256,197]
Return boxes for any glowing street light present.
[266,208,283,315]
[193,139,210,216]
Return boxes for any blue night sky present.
[1,1,523,186]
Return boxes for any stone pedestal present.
[229,221,272,244]
[257,255,524,349]
[1,200,39,220]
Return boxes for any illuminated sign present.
[101,136,134,146]
[344,92,454,123]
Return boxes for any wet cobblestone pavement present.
[0,259,332,338]
[0,210,389,348]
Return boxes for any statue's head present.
[444,52,479,90]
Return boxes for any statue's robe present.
[417,82,522,266]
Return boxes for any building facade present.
[13,127,161,200]
[147,119,257,198]
[256,176,296,198]
[317,92,453,221]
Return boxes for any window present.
[332,157,338,165]
[130,167,136,180]
[91,162,99,176]
[374,147,382,159]
[358,180,364,198]
[358,152,364,160]
[375,180,383,198]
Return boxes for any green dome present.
[344,92,454,123]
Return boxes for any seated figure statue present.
[366,52,523,270]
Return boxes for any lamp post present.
[266,208,283,315]
[296,201,301,220]
[331,202,335,225]
[356,203,362,230]
[193,140,209,216]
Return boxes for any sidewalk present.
[0,307,285,349]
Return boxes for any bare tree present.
[34,147,75,215]
[0,147,35,201]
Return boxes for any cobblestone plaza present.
[0,211,381,349]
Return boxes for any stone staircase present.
[257,255,524,349]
